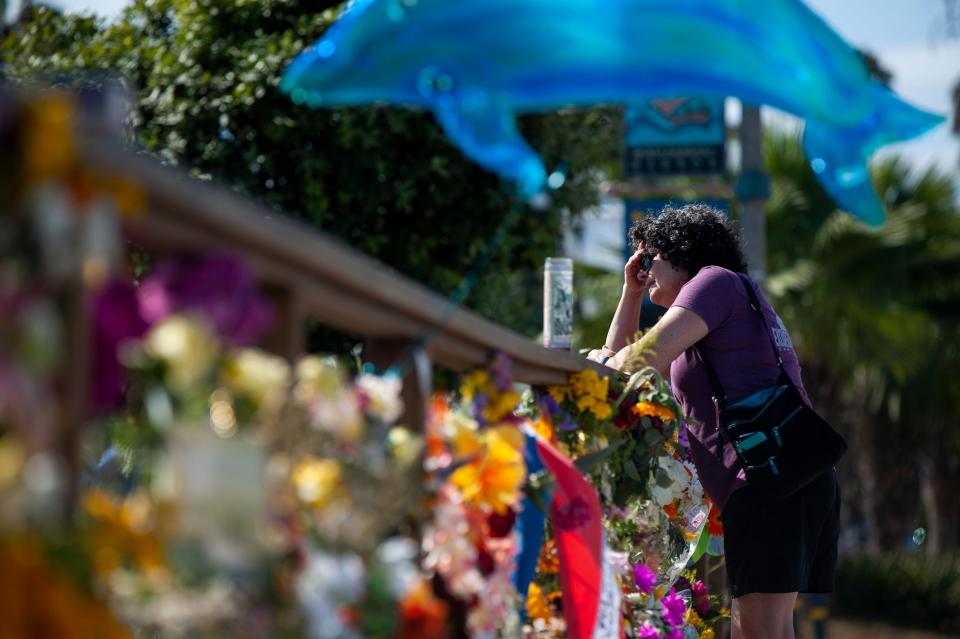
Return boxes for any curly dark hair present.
[628,203,748,275]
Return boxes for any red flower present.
[707,503,724,537]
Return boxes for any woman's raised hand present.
[624,248,653,296]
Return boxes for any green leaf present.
[573,438,625,474]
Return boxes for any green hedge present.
[833,552,960,634]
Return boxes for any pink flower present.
[634,564,656,594]
[665,629,684,639]
[660,589,686,628]
[692,579,710,615]
[637,624,661,639]
[692,580,708,599]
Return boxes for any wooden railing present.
[72,124,608,427]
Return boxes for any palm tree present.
[764,130,960,553]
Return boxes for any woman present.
[588,204,840,639]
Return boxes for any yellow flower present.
[291,457,342,508]
[547,385,570,404]
[82,489,166,579]
[294,355,345,400]
[144,315,219,391]
[387,427,424,466]
[590,402,613,420]
[571,369,608,399]
[526,582,553,622]
[685,608,705,629]
[450,426,525,514]
[222,348,291,411]
[482,390,521,424]
[444,411,482,457]
[460,370,493,402]
[575,394,596,413]
[701,629,715,639]
[632,401,675,422]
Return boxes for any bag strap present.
[734,272,786,370]
[692,272,788,409]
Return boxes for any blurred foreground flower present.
[449,425,525,515]
[137,255,273,346]
[291,457,342,509]
[0,538,132,639]
[397,580,449,639]
[356,373,404,423]
[144,315,218,392]
[222,348,291,412]
[82,488,167,579]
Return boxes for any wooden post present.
[363,337,432,432]
[60,281,91,515]
[260,284,306,363]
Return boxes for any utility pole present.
[735,104,770,282]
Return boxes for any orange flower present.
[631,401,675,422]
[663,501,678,519]
[537,539,560,574]
[398,580,449,639]
[707,503,724,537]
[526,582,554,622]
[528,417,556,444]
[450,426,526,514]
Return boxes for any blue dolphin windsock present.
[281,0,944,226]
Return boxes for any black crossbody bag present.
[695,273,847,502]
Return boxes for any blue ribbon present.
[514,430,552,614]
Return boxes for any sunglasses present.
[641,249,656,272]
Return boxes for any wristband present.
[598,353,612,366]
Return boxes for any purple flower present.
[661,589,687,628]
[538,392,560,416]
[665,629,684,639]
[677,420,691,453]
[491,352,512,392]
[637,625,661,639]
[138,254,273,346]
[472,391,489,421]
[555,412,579,432]
[634,564,656,594]
[92,280,148,410]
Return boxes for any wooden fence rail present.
[72,124,609,428]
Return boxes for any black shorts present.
[721,469,840,598]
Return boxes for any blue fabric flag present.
[514,429,551,613]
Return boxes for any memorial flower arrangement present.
[0,238,444,639]
[422,355,526,637]
[521,366,726,638]
[0,93,141,639]
[97,296,451,638]
[0,91,729,639]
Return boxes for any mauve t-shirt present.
[669,266,810,511]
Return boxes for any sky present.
[20,0,960,179]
